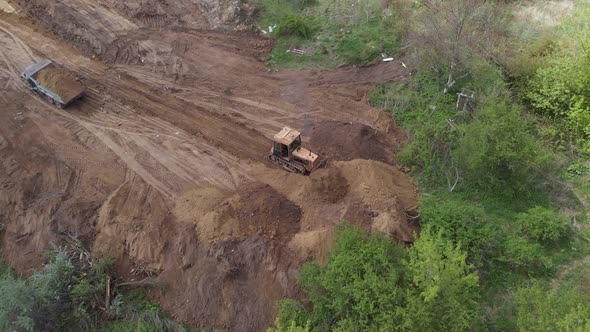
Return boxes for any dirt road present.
[0,1,416,330]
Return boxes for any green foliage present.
[567,162,590,177]
[275,14,317,38]
[498,236,551,270]
[382,71,551,195]
[296,225,406,330]
[403,230,480,332]
[526,48,590,153]
[268,309,311,332]
[419,195,494,267]
[259,0,404,69]
[0,249,75,332]
[515,282,590,332]
[0,251,185,332]
[517,206,569,241]
[510,1,590,154]
[453,94,552,194]
[272,225,480,331]
[0,273,35,331]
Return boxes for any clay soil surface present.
[0,1,417,331]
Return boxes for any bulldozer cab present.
[269,126,321,175]
[272,127,302,159]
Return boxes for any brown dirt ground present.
[34,65,85,102]
[0,1,416,331]
[309,120,398,163]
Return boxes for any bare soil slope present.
[0,1,416,331]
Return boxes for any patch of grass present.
[556,261,590,297]
[257,0,404,70]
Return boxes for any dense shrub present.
[453,95,552,194]
[271,226,480,331]
[517,206,569,241]
[0,250,74,332]
[0,250,184,332]
[275,14,317,38]
[515,283,590,332]
[419,195,494,266]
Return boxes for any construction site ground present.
[0,1,418,330]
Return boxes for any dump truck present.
[269,127,323,175]
[20,59,85,108]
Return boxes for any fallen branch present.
[446,165,460,192]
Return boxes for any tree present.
[419,195,494,267]
[0,250,74,332]
[403,230,480,332]
[411,0,505,92]
[453,94,551,193]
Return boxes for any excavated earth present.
[0,1,417,331]
[34,66,85,102]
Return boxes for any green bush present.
[566,162,590,176]
[517,206,569,241]
[275,14,317,38]
[453,94,552,194]
[420,195,494,267]
[498,236,551,270]
[0,249,75,332]
[403,230,481,332]
[515,282,590,332]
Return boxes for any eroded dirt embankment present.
[0,1,416,331]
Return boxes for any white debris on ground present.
[261,24,278,35]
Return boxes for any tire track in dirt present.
[0,17,255,196]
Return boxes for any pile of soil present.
[237,183,301,240]
[336,159,418,208]
[175,183,301,242]
[335,159,420,242]
[305,166,349,204]
[35,66,84,102]
[174,187,241,241]
[309,120,393,163]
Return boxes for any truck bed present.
[21,59,85,106]
[33,65,85,104]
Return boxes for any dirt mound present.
[237,183,301,240]
[336,159,420,241]
[34,66,84,102]
[175,187,241,241]
[305,166,349,204]
[309,120,396,163]
[336,159,418,208]
[175,183,301,242]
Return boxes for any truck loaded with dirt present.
[0,0,417,330]
[21,59,85,108]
